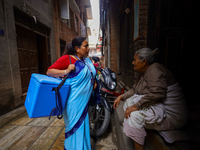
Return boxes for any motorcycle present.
[89,67,124,137]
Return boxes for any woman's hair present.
[92,56,100,63]
[62,42,74,55]
[62,36,86,56]
[135,48,159,65]
[72,36,86,50]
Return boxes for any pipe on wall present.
[107,0,110,68]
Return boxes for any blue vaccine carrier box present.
[25,73,71,118]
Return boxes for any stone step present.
[113,101,196,150]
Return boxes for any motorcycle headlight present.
[106,77,116,90]
[108,81,116,90]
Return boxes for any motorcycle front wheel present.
[89,103,110,137]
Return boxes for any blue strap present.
[74,55,94,84]
[49,56,72,120]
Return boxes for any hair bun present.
[152,48,159,57]
[152,48,158,54]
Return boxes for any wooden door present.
[147,0,161,51]
[148,0,198,105]
[37,35,49,75]
[16,25,39,93]
[119,0,135,87]
[119,14,126,82]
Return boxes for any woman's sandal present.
[120,121,124,127]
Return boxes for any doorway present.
[16,26,50,93]
[60,39,66,56]
[147,0,198,106]
[16,25,39,93]
[14,8,51,93]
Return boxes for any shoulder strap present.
[55,56,71,90]
[69,55,71,64]
[49,56,72,120]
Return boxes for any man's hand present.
[125,105,138,119]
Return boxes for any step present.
[113,101,197,150]
[0,105,26,128]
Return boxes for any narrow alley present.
[0,106,119,150]
[0,0,199,149]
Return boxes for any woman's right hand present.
[66,64,75,73]
[113,96,122,109]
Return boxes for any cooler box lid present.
[31,73,68,85]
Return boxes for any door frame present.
[14,8,51,93]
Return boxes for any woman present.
[92,56,100,66]
[91,56,101,74]
[47,36,97,150]
[113,48,188,150]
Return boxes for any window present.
[61,10,71,27]
[80,23,86,37]
[60,0,71,27]
[75,16,78,33]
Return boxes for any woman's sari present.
[63,58,96,150]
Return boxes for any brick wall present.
[132,0,149,84]
[103,0,148,85]
[53,0,78,60]
[133,0,148,52]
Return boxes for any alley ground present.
[0,106,119,150]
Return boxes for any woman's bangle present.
[65,70,67,75]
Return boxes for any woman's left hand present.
[125,105,138,119]
[93,80,97,90]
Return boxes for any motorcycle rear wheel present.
[89,104,110,137]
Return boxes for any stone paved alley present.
[0,106,118,150]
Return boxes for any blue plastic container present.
[25,73,71,118]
